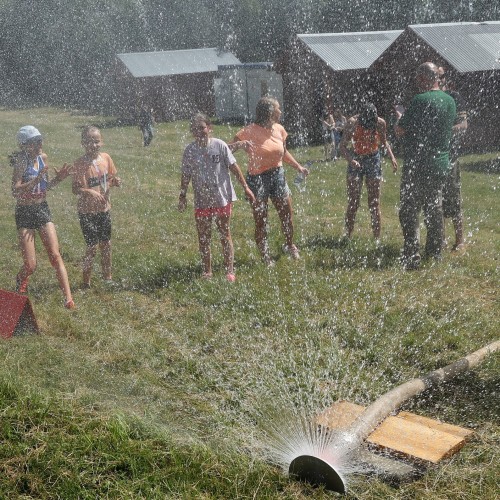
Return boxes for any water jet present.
[289,340,499,493]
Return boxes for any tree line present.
[0,0,497,112]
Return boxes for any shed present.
[370,21,500,152]
[115,48,240,122]
[214,63,283,122]
[276,30,402,144]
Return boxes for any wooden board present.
[316,400,364,429]
[316,400,474,464]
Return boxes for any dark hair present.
[255,97,278,126]
[358,103,378,130]
[81,125,100,141]
[190,113,212,127]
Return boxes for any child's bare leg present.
[195,216,212,276]
[17,228,37,290]
[272,196,294,248]
[99,240,112,280]
[82,244,98,286]
[366,178,381,239]
[345,175,362,238]
[252,200,270,261]
[39,222,73,302]
[215,213,234,274]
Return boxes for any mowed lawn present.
[0,108,498,499]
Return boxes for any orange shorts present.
[195,203,232,218]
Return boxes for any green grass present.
[0,108,498,498]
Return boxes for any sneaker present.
[201,272,213,279]
[451,242,466,253]
[103,279,118,288]
[402,255,420,271]
[283,244,300,260]
[64,299,76,310]
[15,275,29,294]
[263,255,275,267]
[226,273,236,282]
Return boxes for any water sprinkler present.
[289,454,346,493]
[289,340,499,493]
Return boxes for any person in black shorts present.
[72,126,121,288]
[10,125,75,308]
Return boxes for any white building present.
[215,63,283,122]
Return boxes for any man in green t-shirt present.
[395,62,456,270]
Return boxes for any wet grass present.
[0,108,498,498]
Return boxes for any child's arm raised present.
[48,163,73,189]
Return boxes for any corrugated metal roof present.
[298,30,403,71]
[117,48,241,78]
[409,21,500,72]
[218,62,273,70]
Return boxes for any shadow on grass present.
[123,262,201,293]
[305,235,401,270]
[405,371,499,424]
[461,158,500,174]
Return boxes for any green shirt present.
[399,90,457,176]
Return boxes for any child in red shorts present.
[178,114,255,281]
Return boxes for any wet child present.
[10,125,75,308]
[178,113,255,281]
[72,126,121,288]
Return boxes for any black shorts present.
[79,211,112,247]
[15,201,52,230]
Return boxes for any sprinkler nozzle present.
[289,454,346,493]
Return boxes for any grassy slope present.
[0,108,498,498]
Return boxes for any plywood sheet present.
[397,411,475,440]
[316,400,363,429]
[316,401,473,464]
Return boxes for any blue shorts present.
[347,151,382,180]
[246,167,291,201]
[15,201,52,230]
[79,211,112,247]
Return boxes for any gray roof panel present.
[298,30,403,71]
[409,22,500,72]
[117,48,241,78]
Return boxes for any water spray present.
[289,340,499,493]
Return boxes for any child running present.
[72,126,121,288]
[10,125,75,308]
[178,113,255,281]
